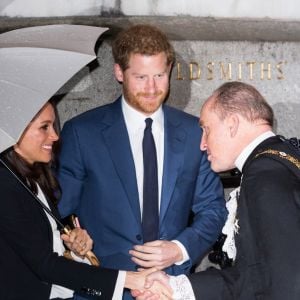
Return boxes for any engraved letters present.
[175,61,286,81]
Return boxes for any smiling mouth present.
[42,145,52,151]
[142,94,159,100]
[139,91,163,98]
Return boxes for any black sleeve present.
[0,168,118,299]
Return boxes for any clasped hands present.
[130,269,172,300]
[61,234,179,298]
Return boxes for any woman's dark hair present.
[1,100,61,204]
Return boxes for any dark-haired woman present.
[0,101,169,300]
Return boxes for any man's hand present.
[129,240,183,270]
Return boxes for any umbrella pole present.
[0,158,100,267]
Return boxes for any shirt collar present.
[235,131,275,172]
[121,96,164,132]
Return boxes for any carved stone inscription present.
[176,61,286,81]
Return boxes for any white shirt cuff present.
[172,240,190,265]
[112,271,126,300]
[169,274,196,300]
[70,251,91,264]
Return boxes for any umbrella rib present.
[0,79,44,94]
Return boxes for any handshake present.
[125,240,195,299]
[126,268,173,300]
[62,219,192,299]
[127,269,195,299]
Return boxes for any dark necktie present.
[142,118,159,242]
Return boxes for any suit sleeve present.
[188,158,300,300]
[241,158,300,299]
[0,169,118,299]
[176,145,227,267]
[57,120,86,217]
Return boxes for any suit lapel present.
[160,107,186,223]
[101,99,141,224]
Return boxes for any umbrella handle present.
[63,226,100,267]
[85,250,100,267]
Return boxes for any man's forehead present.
[199,103,211,125]
[199,113,205,125]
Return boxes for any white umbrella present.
[0,24,108,266]
[0,24,108,152]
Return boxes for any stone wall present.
[57,38,300,138]
[1,0,300,19]
[1,15,299,189]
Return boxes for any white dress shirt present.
[122,96,164,214]
[122,97,189,263]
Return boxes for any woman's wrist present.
[125,271,143,290]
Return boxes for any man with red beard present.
[57,24,226,300]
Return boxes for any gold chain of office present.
[255,149,300,169]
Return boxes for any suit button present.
[136,234,142,241]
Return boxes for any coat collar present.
[242,135,283,173]
[101,98,141,224]
[160,106,187,222]
[235,131,275,172]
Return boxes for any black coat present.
[0,163,118,300]
[189,136,300,299]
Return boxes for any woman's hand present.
[61,228,93,257]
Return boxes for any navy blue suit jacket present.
[58,97,226,276]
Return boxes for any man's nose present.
[200,135,207,151]
[145,77,156,93]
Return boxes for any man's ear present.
[226,114,239,138]
[114,64,124,82]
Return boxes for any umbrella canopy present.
[0,24,108,153]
